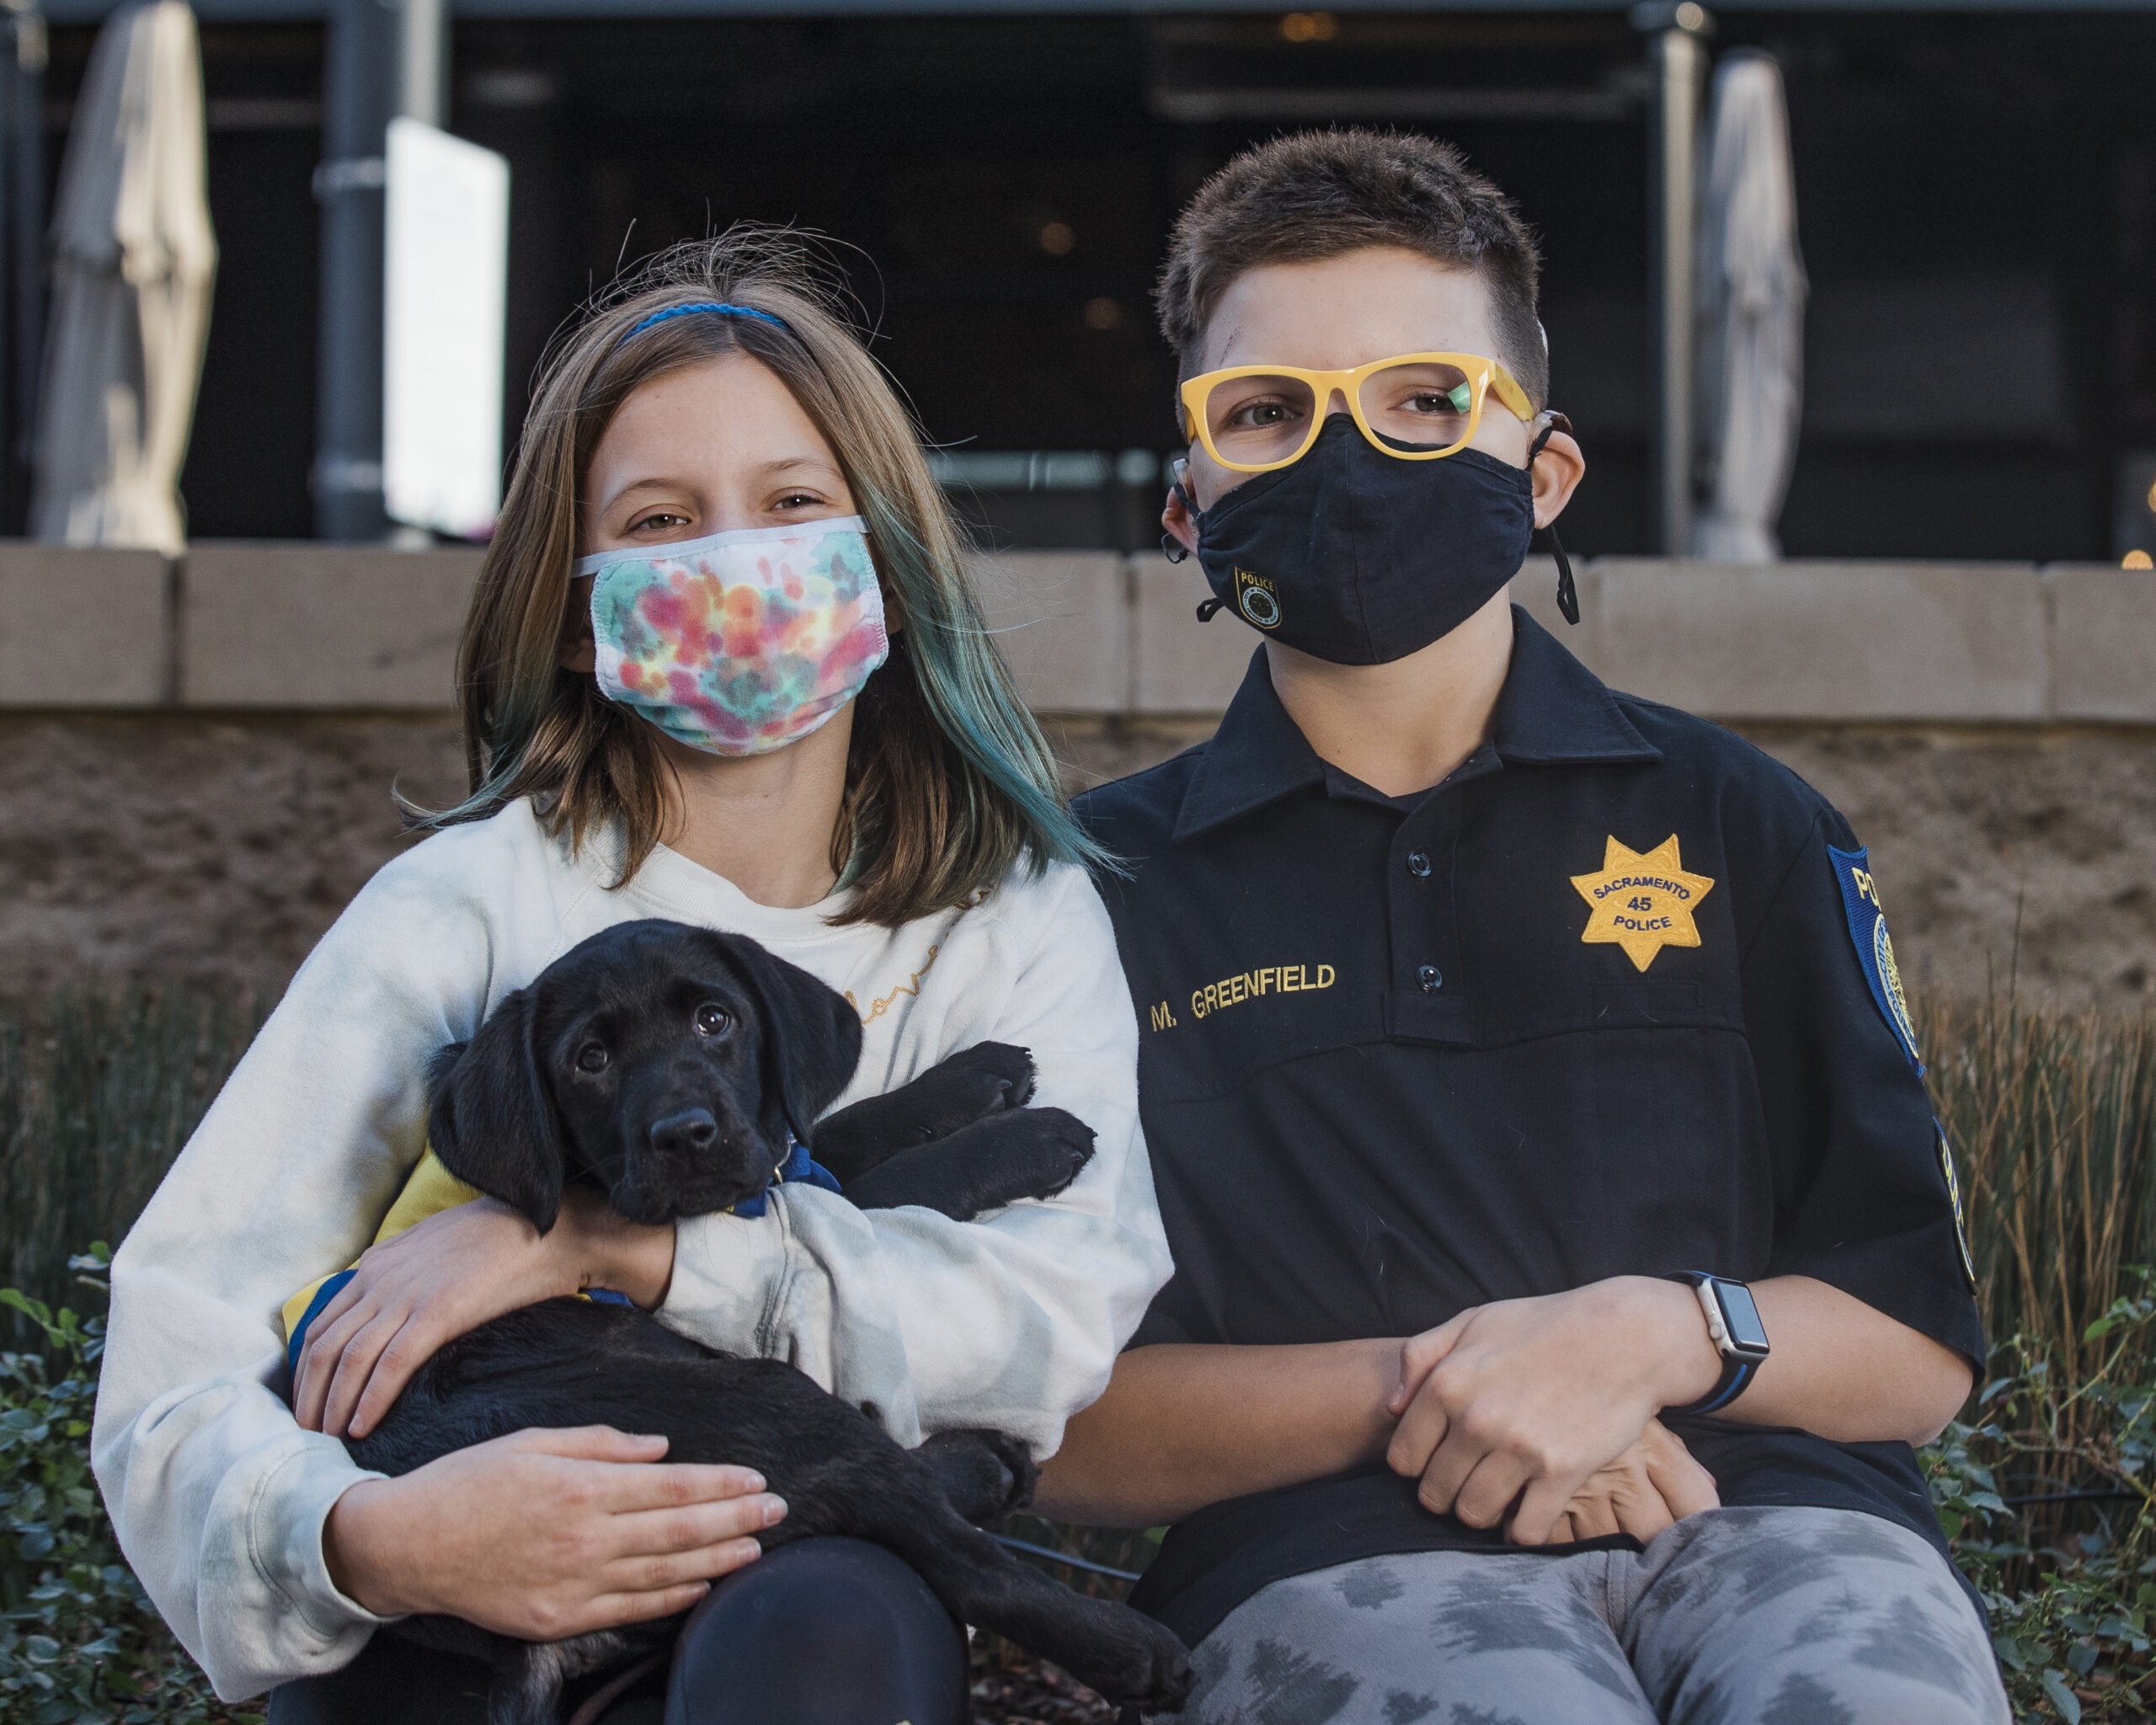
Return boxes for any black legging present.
[265,1537,969,1725]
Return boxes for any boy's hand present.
[1384,1277,1722,1547]
[324,1427,785,1637]
[293,1189,672,1440]
[1524,1418,1719,1546]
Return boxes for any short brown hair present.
[420,228,1097,927]
[1155,129,1549,408]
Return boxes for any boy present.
[1040,131,2006,1724]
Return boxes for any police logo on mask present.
[1234,568,1281,629]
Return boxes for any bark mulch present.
[969,1642,1120,1723]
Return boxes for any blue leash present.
[990,1534,1143,1584]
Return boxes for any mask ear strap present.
[1528,415,1581,628]
[1163,467,1197,570]
[1168,473,1225,617]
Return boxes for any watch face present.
[1718,1280,1770,1355]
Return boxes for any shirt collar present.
[1171,607,1660,843]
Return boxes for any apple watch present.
[1665,1272,1770,1415]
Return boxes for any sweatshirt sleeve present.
[88,823,551,1701]
[659,863,1173,1457]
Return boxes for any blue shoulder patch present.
[1827,843,1923,1074]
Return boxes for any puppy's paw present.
[918,1427,1038,1523]
[942,1041,1037,1110]
[1075,1616,1194,1715]
[1010,1107,1095,1198]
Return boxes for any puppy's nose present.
[650,1108,721,1159]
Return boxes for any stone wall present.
[3,542,2153,1007]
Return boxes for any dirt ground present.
[6,711,2153,1010]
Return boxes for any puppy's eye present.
[694,1003,733,1039]
[575,1042,610,1074]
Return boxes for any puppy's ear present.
[712,934,864,1147]
[426,986,568,1233]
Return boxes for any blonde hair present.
[419,228,1099,927]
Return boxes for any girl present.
[91,229,1171,1725]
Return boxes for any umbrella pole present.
[1639,2,1710,557]
[401,0,446,130]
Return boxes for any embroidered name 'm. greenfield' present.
[1571,835,1716,973]
[1187,962,1335,1022]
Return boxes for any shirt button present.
[1417,964,1443,992]
[1406,851,1432,878]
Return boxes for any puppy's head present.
[427,920,863,1231]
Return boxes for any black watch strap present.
[1668,1351,1758,1418]
[1664,1272,1769,1417]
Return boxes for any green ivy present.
[0,1249,260,1725]
[13,1238,2156,1725]
[1925,1275,2156,1722]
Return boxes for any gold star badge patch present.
[1571,835,1716,972]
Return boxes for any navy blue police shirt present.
[1073,610,1985,1649]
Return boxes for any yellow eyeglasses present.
[1179,351,1535,474]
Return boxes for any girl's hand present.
[293,1189,675,1440]
[324,1427,786,1637]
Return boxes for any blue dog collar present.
[730,1136,841,1219]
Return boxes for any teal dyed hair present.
[840,479,1112,895]
[420,228,1110,926]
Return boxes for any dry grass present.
[4,981,2152,1386]
[0,985,264,1340]
[1923,997,2156,1429]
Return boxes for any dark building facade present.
[35,3,2156,559]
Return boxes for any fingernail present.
[762,1495,787,1526]
[741,1471,766,1493]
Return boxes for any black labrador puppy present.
[338,918,1191,1725]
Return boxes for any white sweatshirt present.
[89,801,1171,1702]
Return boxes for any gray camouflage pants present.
[1155,1505,2008,1725]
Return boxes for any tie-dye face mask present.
[575,515,889,757]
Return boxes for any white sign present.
[383,117,510,541]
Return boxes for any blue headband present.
[623,301,789,341]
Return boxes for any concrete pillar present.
[312,0,398,540]
[314,0,449,541]
[1,0,42,530]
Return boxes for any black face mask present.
[1178,414,1573,665]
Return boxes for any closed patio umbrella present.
[30,0,215,554]
[1692,50,1806,563]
